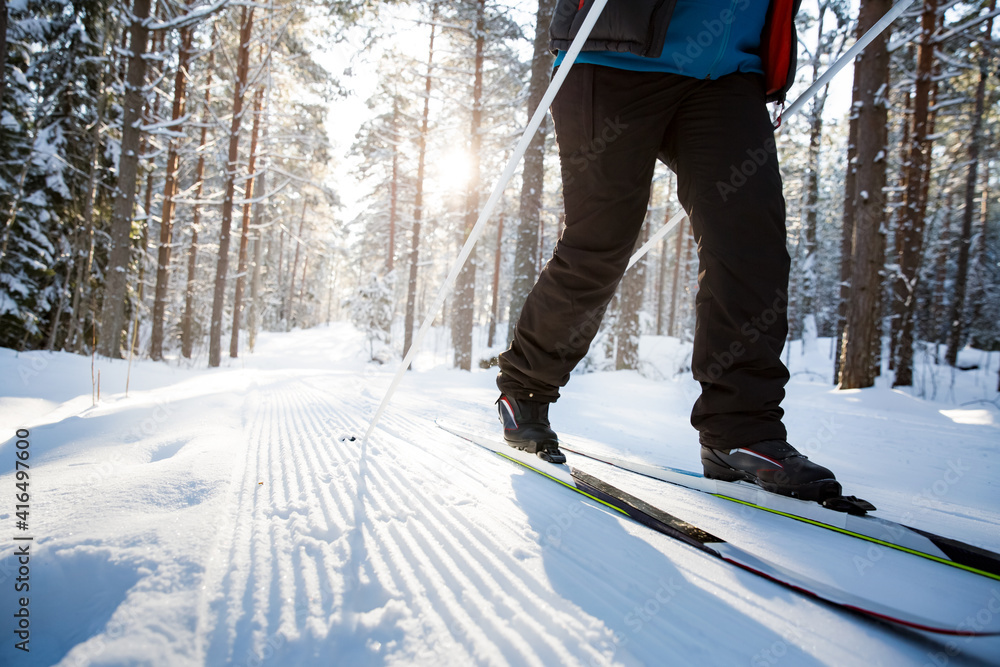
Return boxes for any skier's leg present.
[498,65,686,401]
[660,73,791,449]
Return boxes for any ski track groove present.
[195,374,633,665]
[293,378,619,664]
[295,379,489,661]
[196,377,367,663]
[301,381,560,663]
[362,446,569,666]
[371,412,614,665]
[195,380,267,664]
[271,380,356,645]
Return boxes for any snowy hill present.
[1,324,998,666]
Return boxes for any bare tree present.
[230,86,263,357]
[98,0,152,358]
[487,206,505,348]
[893,0,939,386]
[800,1,849,342]
[208,4,254,367]
[403,4,438,359]
[616,216,648,370]
[181,27,215,360]
[506,0,556,346]
[150,25,193,360]
[452,0,486,371]
[839,0,893,388]
[945,1,996,366]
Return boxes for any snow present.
[1,323,999,666]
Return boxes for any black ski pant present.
[497,65,791,449]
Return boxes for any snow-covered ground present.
[1,323,998,666]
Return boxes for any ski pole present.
[780,0,916,127]
[363,0,611,443]
[626,0,916,269]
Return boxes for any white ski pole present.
[363,0,611,443]
[780,0,916,126]
[627,0,916,269]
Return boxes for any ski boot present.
[701,440,842,502]
[497,395,566,464]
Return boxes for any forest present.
[0,0,997,393]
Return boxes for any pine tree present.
[208,4,254,367]
[892,0,939,386]
[839,0,893,389]
[98,0,153,358]
[507,0,555,346]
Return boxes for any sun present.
[431,147,475,193]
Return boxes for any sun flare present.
[431,147,475,192]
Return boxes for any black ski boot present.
[497,395,566,464]
[701,440,842,502]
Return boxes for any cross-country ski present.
[4,0,1000,665]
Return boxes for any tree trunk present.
[452,0,486,371]
[98,0,152,358]
[403,4,438,359]
[0,0,7,110]
[276,226,285,320]
[506,0,556,346]
[131,25,164,357]
[150,26,192,360]
[834,82,860,383]
[488,207,504,348]
[286,201,306,329]
[616,220,647,369]
[230,86,263,358]
[66,52,110,352]
[388,96,399,273]
[968,160,991,342]
[209,5,254,367]
[889,88,911,369]
[930,191,953,354]
[839,0,892,389]
[181,31,214,360]
[668,218,686,338]
[800,4,831,339]
[945,2,995,366]
[892,0,938,386]
[655,201,672,335]
[295,254,308,319]
[248,167,266,353]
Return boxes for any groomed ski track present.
[1,324,998,666]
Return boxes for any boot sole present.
[703,459,842,502]
[505,438,566,464]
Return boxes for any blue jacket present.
[550,0,801,103]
